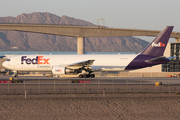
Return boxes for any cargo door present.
[15,58,23,70]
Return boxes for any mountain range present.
[0,12,149,53]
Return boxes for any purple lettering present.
[21,56,27,64]
[21,56,50,65]
[26,58,32,65]
[32,57,38,64]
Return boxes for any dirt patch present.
[0,94,180,120]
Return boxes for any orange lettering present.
[43,58,50,64]
[38,56,43,64]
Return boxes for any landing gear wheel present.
[84,74,91,78]
[79,74,95,78]
[87,74,90,78]
[90,74,95,78]
[83,74,87,78]
[79,74,83,78]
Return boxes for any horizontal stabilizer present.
[145,56,166,63]
[167,56,176,60]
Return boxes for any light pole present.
[97,18,105,28]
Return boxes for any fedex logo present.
[21,56,50,65]
[55,69,61,72]
[152,42,165,47]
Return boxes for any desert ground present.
[0,93,180,120]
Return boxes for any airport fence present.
[95,72,180,77]
[0,79,180,95]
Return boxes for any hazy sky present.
[0,0,180,42]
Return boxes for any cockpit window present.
[6,59,10,61]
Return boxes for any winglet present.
[140,26,174,57]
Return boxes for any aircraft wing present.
[67,60,95,69]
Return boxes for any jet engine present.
[52,66,74,75]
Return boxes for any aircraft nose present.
[2,61,7,68]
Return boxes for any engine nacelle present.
[52,66,74,75]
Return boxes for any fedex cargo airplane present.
[2,26,174,78]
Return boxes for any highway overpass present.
[0,24,180,54]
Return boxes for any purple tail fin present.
[140,26,174,57]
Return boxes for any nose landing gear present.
[14,71,19,78]
[14,74,18,78]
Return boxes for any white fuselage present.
[2,54,137,72]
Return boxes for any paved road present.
[1,75,180,84]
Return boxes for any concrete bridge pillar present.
[77,37,85,54]
[175,38,180,42]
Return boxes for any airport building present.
[162,43,180,72]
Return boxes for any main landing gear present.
[79,74,95,78]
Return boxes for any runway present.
[0,75,180,95]
[1,75,180,84]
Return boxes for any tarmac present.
[1,75,180,84]
[0,75,180,95]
